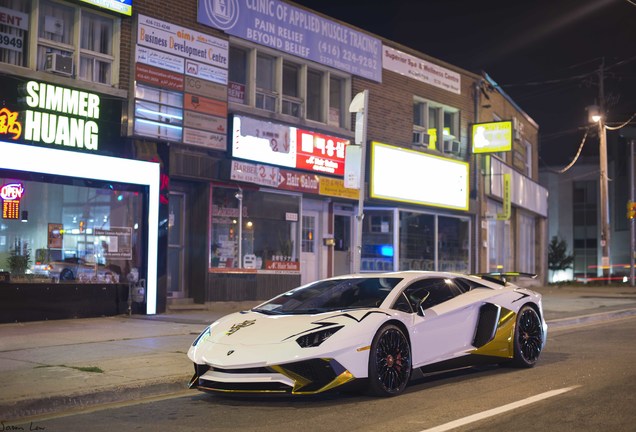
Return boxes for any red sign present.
[277,169,320,193]
[295,129,347,176]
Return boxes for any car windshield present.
[253,277,402,315]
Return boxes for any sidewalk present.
[1,285,635,421]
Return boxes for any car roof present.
[322,271,508,289]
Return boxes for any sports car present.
[187,271,547,397]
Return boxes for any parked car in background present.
[36,257,120,283]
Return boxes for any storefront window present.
[210,187,300,271]
[0,176,145,284]
[487,200,512,272]
[438,216,469,272]
[399,212,434,270]
[361,208,470,273]
[361,209,395,271]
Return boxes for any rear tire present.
[367,324,411,396]
[60,268,75,281]
[512,305,543,368]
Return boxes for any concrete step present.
[166,297,207,311]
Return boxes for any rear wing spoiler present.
[472,272,537,286]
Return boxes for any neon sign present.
[0,183,24,200]
[0,107,22,140]
[22,80,101,150]
[1,182,24,220]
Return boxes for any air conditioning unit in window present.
[412,130,431,147]
[45,53,73,76]
[443,139,461,155]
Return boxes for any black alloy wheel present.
[512,305,543,367]
[368,324,411,396]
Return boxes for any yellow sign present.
[496,173,511,220]
[472,121,512,154]
[319,177,359,200]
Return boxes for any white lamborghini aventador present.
[187,271,547,397]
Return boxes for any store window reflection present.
[399,212,434,270]
[210,187,300,271]
[361,209,394,271]
[0,178,144,284]
[361,208,470,273]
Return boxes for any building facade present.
[0,0,547,322]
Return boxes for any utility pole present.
[598,59,612,282]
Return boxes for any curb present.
[547,307,636,329]
[0,375,191,422]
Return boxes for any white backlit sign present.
[370,142,469,211]
[232,115,348,176]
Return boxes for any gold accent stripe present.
[357,345,371,352]
[470,307,516,358]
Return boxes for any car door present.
[404,277,482,368]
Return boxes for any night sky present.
[292,0,636,165]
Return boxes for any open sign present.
[0,183,24,201]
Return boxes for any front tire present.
[512,305,544,368]
[367,324,412,397]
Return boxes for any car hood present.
[205,309,387,346]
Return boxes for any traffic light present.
[627,201,636,219]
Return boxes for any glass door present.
[334,214,352,276]
[167,192,185,298]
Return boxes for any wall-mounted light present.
[21,210,28,222]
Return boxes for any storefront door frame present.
[0,141,160,314]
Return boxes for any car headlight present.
[296,326,344,348]
[192,326,211,347]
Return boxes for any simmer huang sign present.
[0,81,101,150]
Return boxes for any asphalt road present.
[9,316,636,432]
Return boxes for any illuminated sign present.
[78,0,132,16]
[1,182,24,220]
[0,107,22,140]
[471,120,512,154]
[21,80,101,150]
[232,115,349,176]
[0,182,23,200]
[370,142,469,211]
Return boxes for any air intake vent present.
[170,151,218,180]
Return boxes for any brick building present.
[0,0,546,322]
